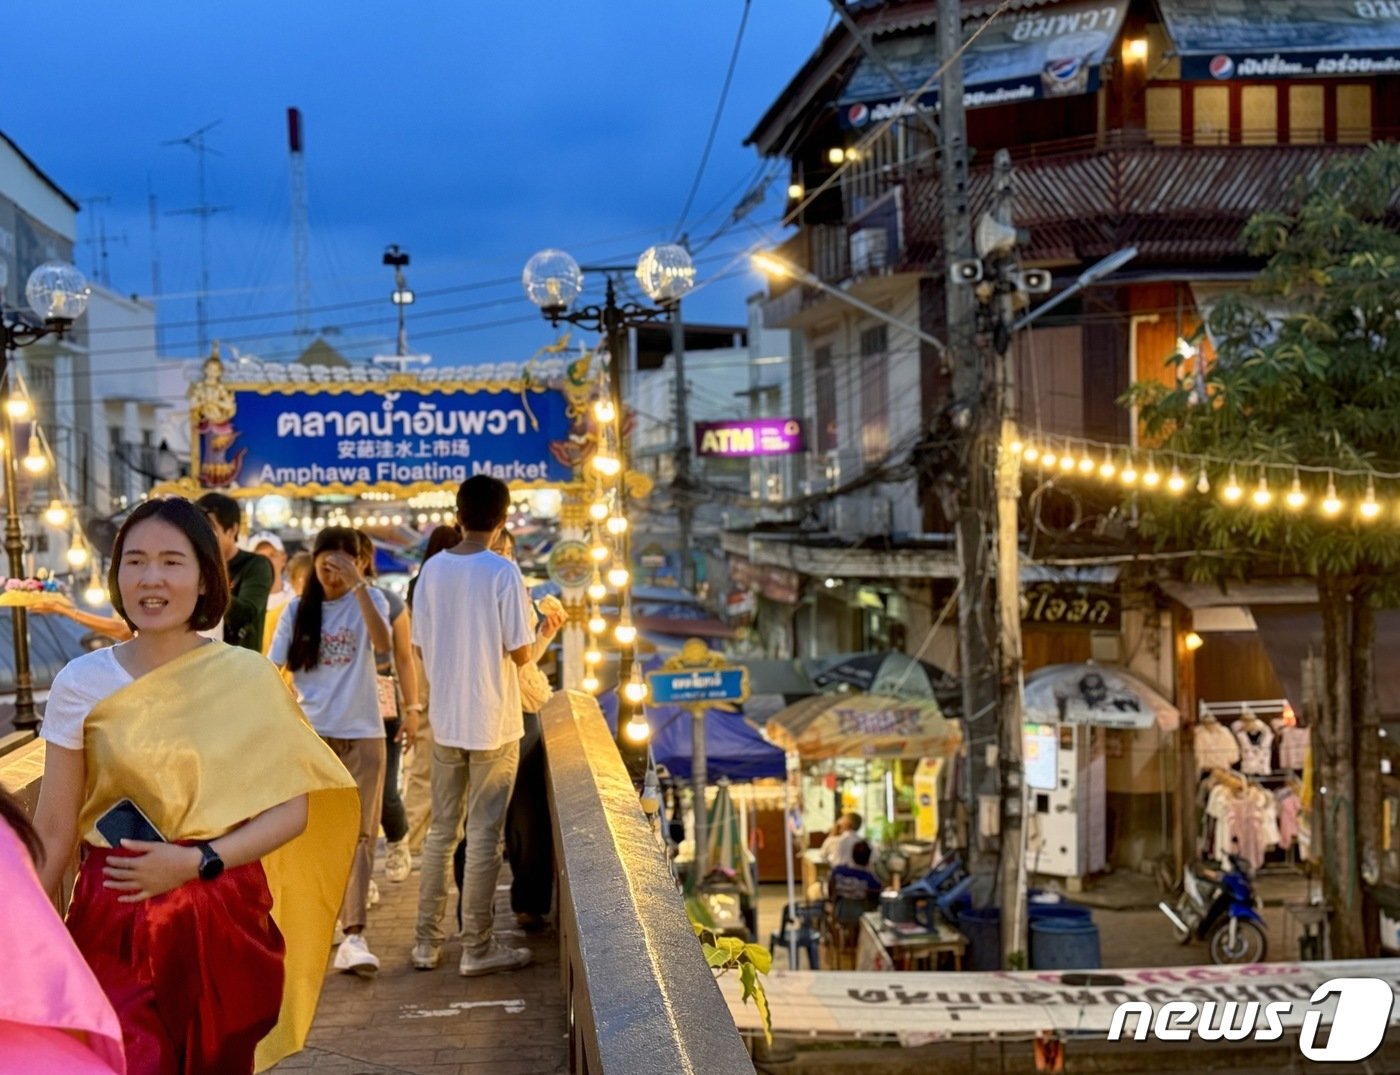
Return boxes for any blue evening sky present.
[3,2,830,365]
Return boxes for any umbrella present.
[704,779,753,899]
[1023,663,1180,731]
[763,693,961,761]
[807,651,962,717]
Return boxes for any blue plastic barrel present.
[957,907,1002,971]
[1028,902,1093,923]
[1029,916,1102,970]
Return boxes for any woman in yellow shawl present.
[32,497,359,1074]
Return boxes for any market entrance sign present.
[186,348,591,497]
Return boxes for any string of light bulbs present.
[1010,427,1400,523]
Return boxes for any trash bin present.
[958,907,1001,971]
[1028,902,1093,923]
[1029,916,1102,970]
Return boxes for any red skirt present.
[67,846,287,1075]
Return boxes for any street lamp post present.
[522,245,695,781]
[383,245,413,357]
[2,261,90,731]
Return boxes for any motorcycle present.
[1158,854,1268,964]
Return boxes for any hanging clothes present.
[1195,719,1241,770]
[1231,718,1275,776]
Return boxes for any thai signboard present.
[837,0,1129,128]
[187,351,594,497]
[695,418,806,458]
[648,667,750,705]
[1157,0,1400,80]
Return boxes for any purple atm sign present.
[695,418,806,458]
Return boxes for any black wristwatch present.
[195,842,225,882]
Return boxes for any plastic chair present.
[826,897,873,970]
[769,901,822,969]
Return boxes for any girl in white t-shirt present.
[268,526,392,978]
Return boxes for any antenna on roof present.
[164,120,231,355]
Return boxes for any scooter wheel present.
[1209,920,1267,964]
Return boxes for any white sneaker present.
[331,920,345,947]
[367,879,380,908]
[385,840,411,883]
[459,940,531,977]
[333,933,380,977]
[410,942,441,970]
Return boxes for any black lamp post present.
[2,261,90,732]
[522,245,695,781]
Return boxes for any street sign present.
[648,667,750,705]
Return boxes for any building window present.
[860,325,888,464]
[813,344,837,453]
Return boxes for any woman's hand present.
[102,840,202,902]
[324,551,365,591]
[540,607,567,638]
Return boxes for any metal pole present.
[783,759,799,967]
[395,267,408,357]
[692,704,708,887]
[670,303,695,592]
[3,355,36,730]
[938,0,997,880]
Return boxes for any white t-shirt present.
[39,646,135,750]
[412,549,533,751]
[269,587,389,740]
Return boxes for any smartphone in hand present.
[95,798,166,847]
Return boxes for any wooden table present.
[856,911,967,972]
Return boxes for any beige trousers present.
[323,736,386,932]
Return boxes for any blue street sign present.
[648,667,749,705]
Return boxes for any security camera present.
[951,258,983,285]
[1020,268,1053,294]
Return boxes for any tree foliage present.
[1127,143,1400,592]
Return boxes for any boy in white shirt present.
[410,475,537,976]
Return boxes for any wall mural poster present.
[189,350,598,496]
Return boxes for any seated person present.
[821,811,863,868]
[829,839,883,908]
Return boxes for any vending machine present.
[1025,723,1107,879]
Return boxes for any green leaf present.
[739,962,774,1047]
[716,936,745,958]
[742,943,774,975]
[702,943,732,969]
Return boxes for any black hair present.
[455,474,511,532]
[286,526,361,671]
[0,786,42,866]
[354,529,377,578]
[852,839,873,868]
[110,496,230,633]
[407,524,461,610]
[195,491,242,535]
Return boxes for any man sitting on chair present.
[829,840,883,907]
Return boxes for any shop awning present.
[1023,664,1179,731]
[837,0,1127,129]
[1251,605,1400,720]
[763,694,961,761]
[1157,0,1400,81]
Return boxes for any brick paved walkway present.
[271,852,568,1075]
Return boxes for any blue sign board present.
[648,668,749,705]
[199,384,578,494]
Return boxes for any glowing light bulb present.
[582,674,600,693]
[1360,480,1380,521]
[1166,467,1186,495]
[22,439,47,475]
[1322,475,1342,516]
[614,619,637,645]
[1184,631,1204,652]
[787,182,804,200]
[1285,475,1306,511]
[5,393,30,419]
[622,667,648,704]
[584,646,603,666]
[624,712,651,743]
[592,454,622,477]
[587,574,607,602]
[1040,448,1058,468]
[590,544,610,563]
[607,566,630,589]
[1023,445,1040,463]
[1222,469,1243,504]
[84,568,108,607]
[67,542,89,568]
[43,499,68,527]
[1009,440,1023,456]
[1058,453,1075,473]
[589,500,610,521]
[1120,460,1138,486]
[1098,456,1117,480]
[1196,467,1211,494]
[605,516,628,535]
[593,398,617,424]
[588,611,607,635]
[1077,455,1095,475]
[1251,475,1272,508]
[1141,460,1161,489]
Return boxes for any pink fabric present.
[0,821,125,1074]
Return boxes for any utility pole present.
[986,150,1029,967]
[938,0,998,881]
[670,301,695,592]
[165,121,230,357]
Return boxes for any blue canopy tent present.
[597,688,785,782]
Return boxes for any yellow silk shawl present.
[76,641,359,1071]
